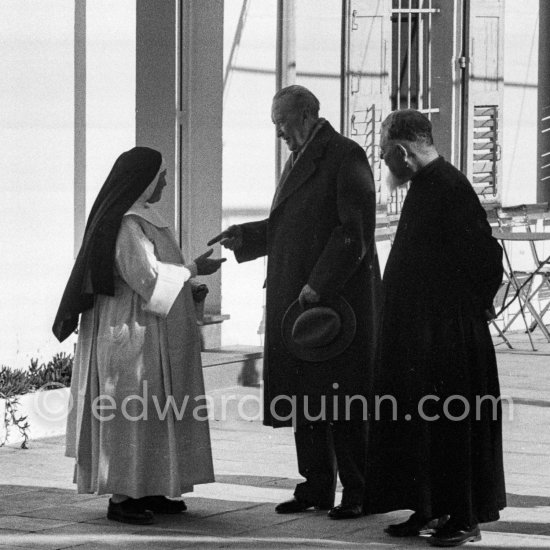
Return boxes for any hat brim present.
[281,295,356,362]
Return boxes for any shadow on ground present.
[1,484,549,549]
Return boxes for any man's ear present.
[396,144,408,159]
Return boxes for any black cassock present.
[365,157,506,525]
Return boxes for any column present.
[74,0,86,256]
[538,0,550,204]
[136,1,224,318]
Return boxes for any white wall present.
[0,1,75,368]
[86,0,136,214]
[0,1,135,369]
[501,0,539,206]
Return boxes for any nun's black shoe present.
[275,497,332,514]
[429,522,481,547]
[136,495,187,514]
[107,498,154,524]
[327,504,364,519]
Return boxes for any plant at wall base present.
[0,365,33,396]
[0,353,73,449]
[0,365,32,449]
[27,353,73,390]
[0,392,30,449]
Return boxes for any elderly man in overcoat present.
[215,85,381,519]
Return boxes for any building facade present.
[1,0,548,367]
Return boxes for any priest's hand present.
[194,249,226,276]
[484,305,497,321]
[207,225,243,251]
[298,284,320,309]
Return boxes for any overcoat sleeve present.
[441,182,504,310]
[115,217,192,317]
[234,219,269,263]
[308,146,376,295]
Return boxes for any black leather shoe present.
[385,512,448,537]
[328,503,364,520]
[107,498,154,525]
[136,495,187,514]
[275,497,332,514]
[429,523,481,547]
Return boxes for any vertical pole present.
[397,0,402,109]
[74,0,86,257]
[275,0,296,181]
[407,0,412,108]
[459,0,470,175]
[538,0,550,205]
[428,0,432,116]
[177,0,190,252]
[418,0,424,111]
[340,0,350,136]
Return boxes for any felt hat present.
[281,295,356,362]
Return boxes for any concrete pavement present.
[0,346,548,549]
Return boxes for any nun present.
[53,147,224,524]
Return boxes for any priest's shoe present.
[136,495,187,514]
[275,497,332,514]
[327,503,364,520]
[385,512,449,537]
[107,498,154,525]
[428,522,481,547]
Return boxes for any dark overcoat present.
[236,122,381,428]
[365,157,506,525]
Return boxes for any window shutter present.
[342,0,392,209]
[466,0,505,203]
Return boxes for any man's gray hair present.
[273,85,320,117]
[382,109,434,146]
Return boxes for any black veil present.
[52,146,162,342]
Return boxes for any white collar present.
[124,203,170,228]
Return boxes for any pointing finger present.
[207,232,225,246]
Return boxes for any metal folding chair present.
[526,215,550,332]
[491,278,513,349]
[492,208,550,350]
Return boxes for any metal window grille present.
[387,0,440,214]
[391,0,439,114]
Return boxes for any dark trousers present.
[293,421,366,507]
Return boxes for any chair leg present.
[515,289,538,351]
[527,278,550,332]
[491,320,514,349]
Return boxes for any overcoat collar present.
[270,121,337,214]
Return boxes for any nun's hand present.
[194,249,226,275]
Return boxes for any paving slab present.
[0,516,76,532]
